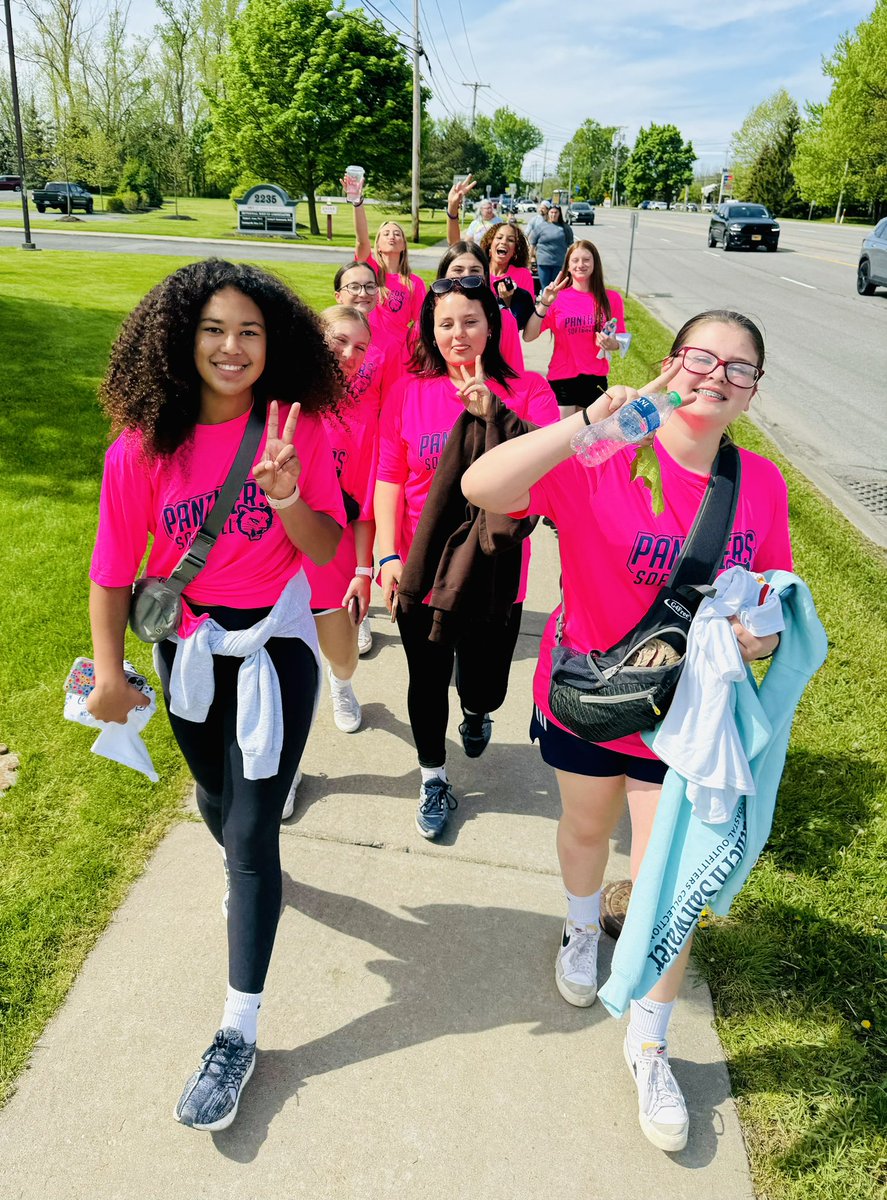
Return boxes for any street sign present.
[321,205,338,215]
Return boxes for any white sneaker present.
[357,615,373,655]
[329,669,362,733]
[623,1037,689,1152]
[555,920,600,1007]
[281,767,303,822]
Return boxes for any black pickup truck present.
[32,182,94,214]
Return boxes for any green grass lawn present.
[0,194,450,249]
[0,248,884,1198]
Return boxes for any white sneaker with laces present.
[623,1037,689,1152]
[329,669,362,733]
[357,615,373,655]
[555,920,600,1007]
[281,767,303,822]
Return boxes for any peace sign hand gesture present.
[540,271,570,309]
[253,400,302,500]
[456,356,493,419]
[447,173,477,213]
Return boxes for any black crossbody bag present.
[548,442,741,743]
[128,402,266,643]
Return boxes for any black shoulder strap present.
[669,441,741,590]
[166,400,267,592]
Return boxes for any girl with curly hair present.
[480,221,535,303]
[87,259,345,1132]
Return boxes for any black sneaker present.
[174,1028,256,1132]
[459,711,493,758]
[416,777,458,839]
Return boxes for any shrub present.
[105,196,126,213]
[119,190,140,212]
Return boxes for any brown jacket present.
[397,398,537,642]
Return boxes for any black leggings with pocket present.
[156,604,317,994]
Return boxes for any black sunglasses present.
[430,275,486,295]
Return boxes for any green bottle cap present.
[666,390,682,408]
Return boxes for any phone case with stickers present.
[64,657,96,697]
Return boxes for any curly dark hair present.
[100,258,344,457]
[479,222,530,269]
[409,281,518,390]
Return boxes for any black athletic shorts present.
[530,705,668,784]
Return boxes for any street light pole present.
[411,0,421,242]
[3,0,37,250]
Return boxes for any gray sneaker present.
[174,1028,256,1132]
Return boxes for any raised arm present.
[446,174,476,245]
[346,176,372,262]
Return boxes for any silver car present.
[857,218,887,295]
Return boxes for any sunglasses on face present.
[430,275,485,295]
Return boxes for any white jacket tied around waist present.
[156,571,321,780]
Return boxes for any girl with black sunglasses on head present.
[374,277,558,840]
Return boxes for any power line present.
[455,0,480,79]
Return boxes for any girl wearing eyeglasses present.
[462,310,792,1154]
[524,240,625,421]
[374,278,559,840]
[348,177,427,361]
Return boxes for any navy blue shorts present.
[529,706,668,784]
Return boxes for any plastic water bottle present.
[570,391,682,467]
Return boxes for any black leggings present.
[156,605,317,994]
[396,603,523,767]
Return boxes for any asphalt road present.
[3,212,885,546]
[573,208,887,549]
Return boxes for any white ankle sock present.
[329,670,353,690]
[222,987,262,1045]
[627,997,675,1055]
[420,765,447,785]
[565,888,601,929]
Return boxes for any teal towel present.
[598,572,828,1017]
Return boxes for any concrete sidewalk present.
[0,339,755,1199]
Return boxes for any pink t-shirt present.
[348,333,404,417]
[367,252,427,357]
[501,307,524,372]
[541,287,626,380]
[90,405,346,634]
[377,371,558,601]
[521,439,793,757]
[492,266,536,297]
[303,387,380,610]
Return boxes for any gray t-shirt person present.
[529,220,574,266]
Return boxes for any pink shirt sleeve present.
[524,373,559,426]
[409,273,427,327]
[293,411,346,525]
[90,430,154,587]
[376,377,409,485]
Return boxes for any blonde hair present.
[319,304,371,336]
[373,220,413,291]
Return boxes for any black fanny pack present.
[548,442,741,743]
[129,403,266,642]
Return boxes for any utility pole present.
[568,154,574,203]
[834,159,849,224]
[3,0,37,249]
[611,128,625,208]
[411,0,421,242]
[540,140,549,198]
[461,81,490,130]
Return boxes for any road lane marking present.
[660,237,672,243]
[780,276,816,289]
[704,251,720,258]
[792,251,857,268]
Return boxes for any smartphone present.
[64,656,95,697]
[499,277,515,293]
[348,595,360,625]
[389,590,399,623]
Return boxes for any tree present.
[473,107,541,189]
[557,119,619,201]
[729,89,800,199]
[210,0,414,235]
[421,116,490,208]
[743,107,801,215]
[623,124,694,207]
[794,0,887,217]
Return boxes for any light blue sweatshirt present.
[598,571,828,1017]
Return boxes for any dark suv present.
[567,202,595,225]
[708,202,779,252]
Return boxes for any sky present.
[8,0,875,176]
